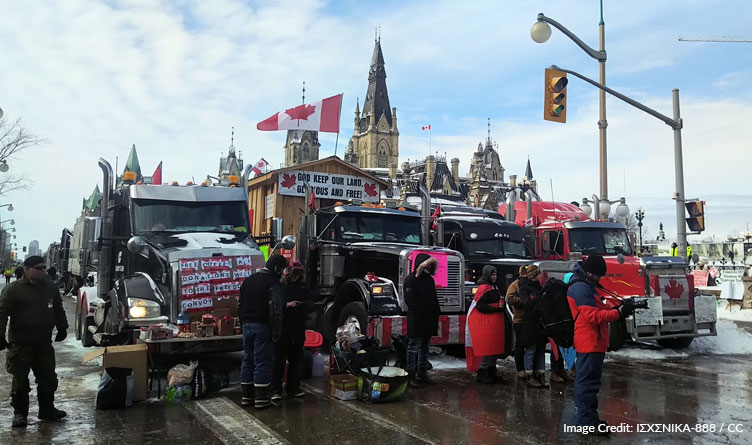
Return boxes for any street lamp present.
[635,208,645,250]
[0,204,13,212]
[0,161,8,173]
[532,4,609,204]
[1,219,14,226]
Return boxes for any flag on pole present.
[251,158,269,177]
[421,125,431,130]
[152,161,162,185]
[308,189,316,212]
[257,94,343,133]
[430,204,442,230]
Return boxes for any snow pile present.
[429,352,467,370]
[716,300,752,322]
[610,318,752,361]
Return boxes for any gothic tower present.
[284,130,320,167]
[346,37,399,169]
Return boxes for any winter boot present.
[408,373,422,388]
[240,383,255,407]
[417,371,435,385]
[287,386,306,398]
[38,395,67,421]
[550,370,565,383]
[593,420,611,437]
[271,389,283,403]
[534,372,550,388]
[254,384,272,409]
[562,369,575,382]
[476,368,494,384]
[526,374,542,388]
[517,370,527,379]
[11,414,27,428]
[488,367,504,384]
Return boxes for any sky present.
[1,0,751,255]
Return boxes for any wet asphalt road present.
[0,282,750,444]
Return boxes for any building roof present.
[124,144,141,176]
[248,156,390,188]
[84,185,102,211]
[359,39,393,131]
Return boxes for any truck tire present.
[608,319,628,351]
[657,337,694,349]
[74,302,82,341]
[80,309,95,347]
[336,302,369,336]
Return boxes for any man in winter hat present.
[567,254,634,435]
[403,253,440,387]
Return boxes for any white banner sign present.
[277,170,380,202]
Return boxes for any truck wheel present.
[657,337,694,349]
[80,309,95,347]
[608,319,628,351]
[74,302,82,341]
[336,302,369,336]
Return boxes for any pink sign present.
[408,250,449,288]
[691,270,709,287]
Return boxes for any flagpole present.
[334,92,343,157]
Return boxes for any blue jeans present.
[574,352,605,427]
[406,336,430,374]
[240,323,273,385]
[524,340,546,373]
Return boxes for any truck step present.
[88,326,98,334]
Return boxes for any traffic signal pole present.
[549,65,688,253]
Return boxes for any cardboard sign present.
[277,170,380,203]
[178,255,257,313]
[691,270,709,287]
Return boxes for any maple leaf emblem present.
[285,104,316,121]
[364,182,377,197]
[663,278,685,299]
[281,173,296,189]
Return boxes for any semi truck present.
[500,194,717,349]
[75,159,266,351]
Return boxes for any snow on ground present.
[610,318,752,361]
[428,352,467,370]
[716,299,752,322]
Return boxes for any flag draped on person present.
[152,161,162,185]
[257,94,343,133]
[251,158,268,177]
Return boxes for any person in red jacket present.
[465,265,507,384]
[567,255,634,434]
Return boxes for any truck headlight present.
[371,284,393,296]
[471,286,479,295]
[127,298,161,319]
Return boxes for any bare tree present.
[0,117,46,196]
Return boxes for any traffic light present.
[9,251,14,260]
[544,68,568,123]
[685,200,705,232]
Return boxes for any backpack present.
[537,278,574,348]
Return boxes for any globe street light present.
[635,208,645,251]
[0,160,8,173]
[0,203,13,212]
[532,4,609,209]
[1,219,14,225]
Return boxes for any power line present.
[678,36,752,43]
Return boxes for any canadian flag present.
[152,161,162,185]
[251,158,268,177]
[422,125,431,130]
[257,94,343,133]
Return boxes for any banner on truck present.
[277,170,380,203]
[178,256,260,312]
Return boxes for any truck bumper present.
[366,314,467,347]
[626,314,717,341]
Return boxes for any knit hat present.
[24,256,45,268]
[525,264,540,278]
[583,254,607,276]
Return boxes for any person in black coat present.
[403,253,440,387]
[519,265,549,388]
[271,262,312,401]
[238,254,288,409]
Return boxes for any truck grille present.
[437,258,462,310]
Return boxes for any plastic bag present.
[164,384,192,404]
[336,320,362,351]
[167,361,198,388]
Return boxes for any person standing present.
[238,254,288,409]
[0,256,68,428]
[505,266,527,379]
[404,253,440,388]
[518,265,549,388]
[14,266,23,281]
[270,262,311,401]
[3,268,12,284]
[465,265,507,384]
[567,254,634,434]
[669,242,679,257]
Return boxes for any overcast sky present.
[1,0,751,255]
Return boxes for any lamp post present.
[635,208,645,250]
[531,1,609,205]
[1,219,15,226]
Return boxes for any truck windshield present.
[467,239,526,258]
[569,228,633,256]
[132,200,249,234]
[338,214,421,244]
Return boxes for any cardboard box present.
[329,374,358,401]
[83,344,148,402]
[197,324,214,338]
[215,317,234,336]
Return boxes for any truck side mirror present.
[279,235,296,250]
[271,217,283,243]
[126,236,148,255]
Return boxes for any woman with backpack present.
[465,265,509,384]
[518,265,549,388]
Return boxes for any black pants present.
[5,276,10,284]
[575,352,605,426]
[513,324,525,372]
[5,342,58,415]
[271,337,304,395]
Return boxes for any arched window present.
[378,149,387,168]
[302,143,310,161]
[377,140,389,168]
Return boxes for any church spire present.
[525,157,534,180]
[362,37,392,128]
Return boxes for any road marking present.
[183,397,290,445]
[301,382,439,444]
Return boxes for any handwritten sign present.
[178,255,258,313]
[691,270,709,287]
[278,170,380,203]
[634,297,663,327]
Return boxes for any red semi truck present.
[499,198,717,349]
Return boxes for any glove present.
[617,299,635,319]
[0,338,7,351]
[55,329,67,342]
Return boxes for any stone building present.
[219,133,244,179]
[345,38,399,170]
[284,130,320,167]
